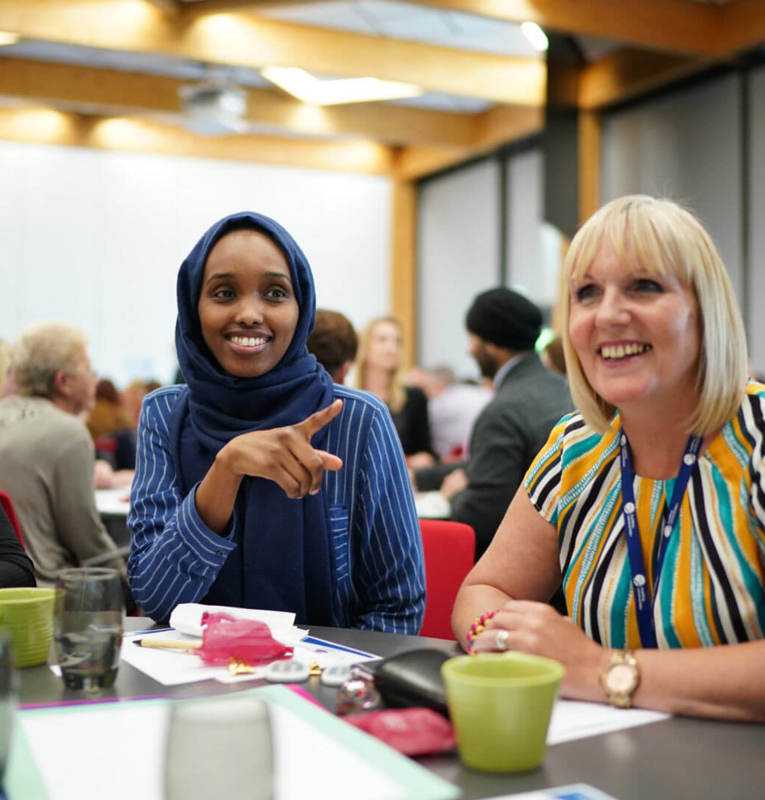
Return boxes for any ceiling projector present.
[178,81,247,134]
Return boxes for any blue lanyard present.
[618,430,702,649]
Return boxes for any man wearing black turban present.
[415,287,571,560]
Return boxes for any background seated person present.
[354,316,434,466]
[453,195,765,721]
[0,322,126,586]
[306,308,358,384]
[407,364,491,462]
[87,377,138,475]
[127,211,425,632]
[0,505,35,588]
[415,288,571,560]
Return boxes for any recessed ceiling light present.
[0,30,20,47]
[262,67,422,106]
[521,21,548,52]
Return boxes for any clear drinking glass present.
[53,567,123,692]
[164,695,273,800]
[0,631,18,789]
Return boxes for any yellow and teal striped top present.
[523,384,765,649]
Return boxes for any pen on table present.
[133,638,202,654]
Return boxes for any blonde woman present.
[355,316,433,462]
[453,195,765,721]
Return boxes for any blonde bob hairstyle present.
[12,321,89,399]
[354,316,407,414]
[560,195,748,436]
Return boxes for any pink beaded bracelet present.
[465,609,499,654]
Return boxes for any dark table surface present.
[18,621,765,800]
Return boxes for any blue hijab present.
[170,211,336,625]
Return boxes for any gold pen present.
[132,638,202,654]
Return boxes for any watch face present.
[607,663,637,693]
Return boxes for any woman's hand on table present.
[220,399,344,499]
[471,600,606,701]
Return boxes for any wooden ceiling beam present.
[0,0,545,106]
[394,105,542,179]
[716,0,765,55]
[0,57,479,147]
[176,0,317,9]
[143,0,181,15]
[152,0,765,61]
[578,48,717,111]
[325,0,722,56]
[0,105,395,173]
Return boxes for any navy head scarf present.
[170,211,336,625]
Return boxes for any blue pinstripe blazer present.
[127,384,425,633]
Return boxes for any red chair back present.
[0,490,26,548]
[418,519,475,640]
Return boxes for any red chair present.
[418,519,475,640]
[0,490,26,548]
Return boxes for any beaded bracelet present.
[465,609,499,654]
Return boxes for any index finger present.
[296,399,343,439]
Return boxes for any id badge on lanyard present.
[618,430,702,649]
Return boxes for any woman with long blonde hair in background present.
[355,316,434,466]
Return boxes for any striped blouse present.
[524,383,765,649]
[127,384,425,633]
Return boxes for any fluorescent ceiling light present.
[0,30,20,47]
[521,21,548,52]
[262,67,422,106]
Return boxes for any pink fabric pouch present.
[197,612,293,666]
[344,707,457,756]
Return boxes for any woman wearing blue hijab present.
[127,212,425,632]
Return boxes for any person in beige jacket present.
[0,322,124,586]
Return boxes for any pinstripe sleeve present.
[350,399,426,634]
[126,388,236,622]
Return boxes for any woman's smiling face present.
[568,241,701,420]
[197,229,299,378]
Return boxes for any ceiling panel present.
[0,0,758,174]
[256,0,538,56]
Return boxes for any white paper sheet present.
[487,783,617,800]
[119,628,378,686]
[548,699,668,744]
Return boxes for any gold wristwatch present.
[600,650,640,708]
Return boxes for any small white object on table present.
[95,488,131,516]
[414,490,451,519]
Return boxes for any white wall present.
[0,141,391,386]
[747,65,765,376]
[601,73,743,300]
[505,148,562,309]
[417,148,561,380]
[417,159,500,379]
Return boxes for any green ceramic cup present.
[0,588,56,668]
[441,652,565,773]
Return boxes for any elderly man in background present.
[0,322,125,586]
[414,288,572,560]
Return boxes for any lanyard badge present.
[618,431,702,649]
